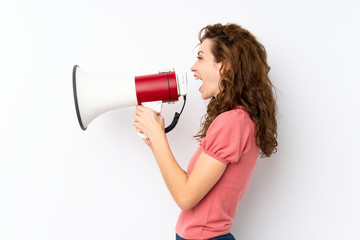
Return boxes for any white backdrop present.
[1,0,359,239]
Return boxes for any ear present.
[221,60,231,74]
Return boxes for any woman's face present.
[191,38,222,100]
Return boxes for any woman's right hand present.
[132,105,166,149]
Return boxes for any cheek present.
[209,61,221,76]
[209,69,221,86]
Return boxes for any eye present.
[197,56,202,60]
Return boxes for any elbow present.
[176,197,198,211]
[178,202,194,212]
[178,203,193,212]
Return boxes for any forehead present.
[199,38,213,54]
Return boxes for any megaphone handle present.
[137,101,163,139]
[141,101,163,113]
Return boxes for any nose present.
[191,61,197,72]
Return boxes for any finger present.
[133,111,146,122]
[133,121,146,135]
[133,112,144,121]
[143,138,151,146]
[135,127,144,134]
[132,114,141,123]
[135,108,146,117]
[132,121,142,130]
[136,105,147,112]
[137,105,157,114]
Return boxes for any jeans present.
[176,232,235,240]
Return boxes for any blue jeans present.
[176,232,235,240]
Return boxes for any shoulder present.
[201,106,256,164]
[210,106,253,130]
[204,106,256,143]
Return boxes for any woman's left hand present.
[132,105,166,146]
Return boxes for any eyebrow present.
[198,51,204,55]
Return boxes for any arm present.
[133,105,227,211]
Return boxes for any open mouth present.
[194,75,203,92]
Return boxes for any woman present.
[133,23,278,240]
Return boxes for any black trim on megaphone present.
[72,65,87,131]
[166,72,172,102]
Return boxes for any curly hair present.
[194,23,278,158]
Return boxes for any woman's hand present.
[132,105,166,148]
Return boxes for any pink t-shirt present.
[175,106,260,239]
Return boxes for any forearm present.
[132,106,213,210]
[150,134,192,210]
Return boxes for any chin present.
[201,94,212,100]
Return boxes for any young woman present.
[132,23,278,240]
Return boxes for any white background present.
[1,0,359,239]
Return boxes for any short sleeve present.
[200,109,253,164]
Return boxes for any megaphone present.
[72,65,188,137]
